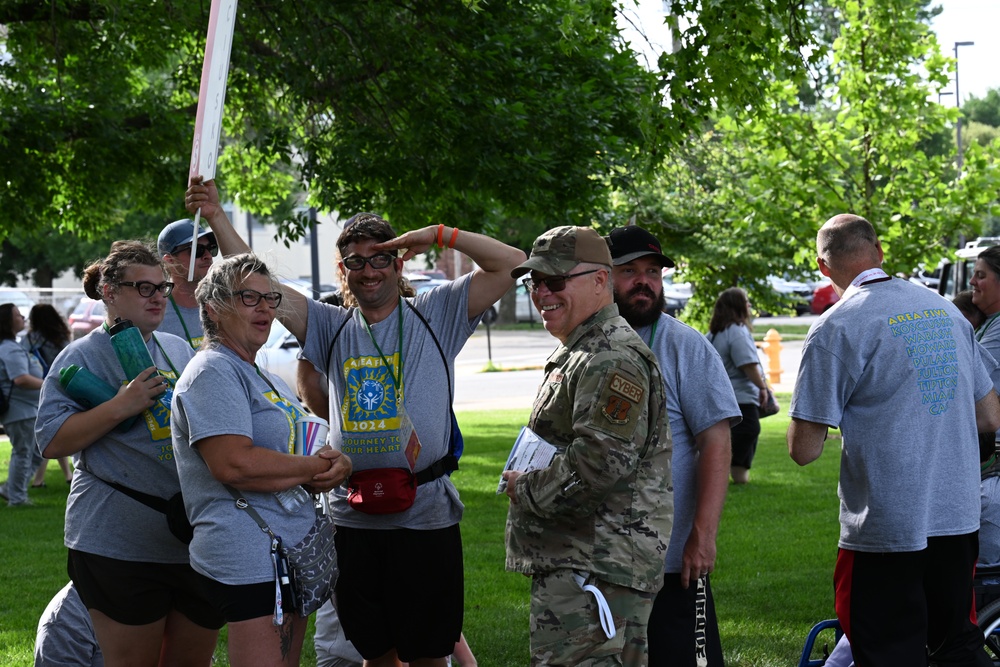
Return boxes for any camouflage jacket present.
[505,304,673,592]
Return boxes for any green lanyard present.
[978,312,1000,342]
[644,319,659,348]
[168,296,198,349]
[360,297,405,393]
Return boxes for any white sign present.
[188,0,238,185]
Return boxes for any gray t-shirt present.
[0,338,44,424]
[707,323,761,404]
[159,297,203,349]
[34,582,103,667]
[635,314,741,572]
[302,275,478,530]
[172,343,316,584]
[981,475,1000,567]
[790,278,996,552]
[35,327,195,562]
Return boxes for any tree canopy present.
[0,0,819,286]
[622,0,1000,323]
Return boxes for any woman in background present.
[24,303,74,486]
[0,303,45,506]
[707,287,767,484]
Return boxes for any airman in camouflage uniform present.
[503,226,673,666]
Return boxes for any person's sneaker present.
[0,484,8,501]
[8,499,33,507]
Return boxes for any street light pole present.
[954,41,974,173]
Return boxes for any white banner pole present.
[187,0,238,280]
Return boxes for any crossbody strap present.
[78,457,170,513]
[225,484,277,539]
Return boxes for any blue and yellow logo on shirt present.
[340,354,402,434]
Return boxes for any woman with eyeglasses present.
[171,253,351,666]
[35,240,223,666]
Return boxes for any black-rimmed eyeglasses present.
[522,269,600,294]
[342,254,395,271]
[230,290,282,308]
[120,281,174,298]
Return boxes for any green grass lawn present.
[0,397,843,666]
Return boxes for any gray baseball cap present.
[158,219,216,258]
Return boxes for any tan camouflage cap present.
[511,226,613,278]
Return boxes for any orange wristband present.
[436,224,446,248]
[448,227,459,249]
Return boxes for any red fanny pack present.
[346,468,417,515]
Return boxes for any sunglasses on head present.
[522,269,599,293]
[173,241,219,259]
[342,253,395,271]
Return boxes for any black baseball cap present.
[605,226,675,268]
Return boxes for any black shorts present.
[647,574,724,667]
[195,573,297,623]
[68,549,224,629]
[334,524,463,662]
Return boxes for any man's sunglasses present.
[522,269,599,294]
[172,242,220,259]
[120,281,175,298]
[342,253,395,271]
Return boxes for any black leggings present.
[730,402,761,468]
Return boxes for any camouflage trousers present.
[529,569,655,666]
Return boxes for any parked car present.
[938,237,1000,299]
[811,282,839,314]
[279,278,339,301]
[254,319,301,395]
[67,297,106,339]
[768,275,813,315]
[486,283,539,325]
[662,271,692,317]
[910,267,940,290]
[0,289,36,314]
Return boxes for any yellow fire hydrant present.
[762,329,783,385]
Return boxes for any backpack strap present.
[403,300,461,481]
[323,308,355,380]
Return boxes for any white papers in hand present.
[497,426,557,494]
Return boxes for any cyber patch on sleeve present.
[589,371,646,438]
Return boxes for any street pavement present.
[453,316,812,411]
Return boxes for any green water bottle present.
[58,365,138,431]
[108,318,171,412]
